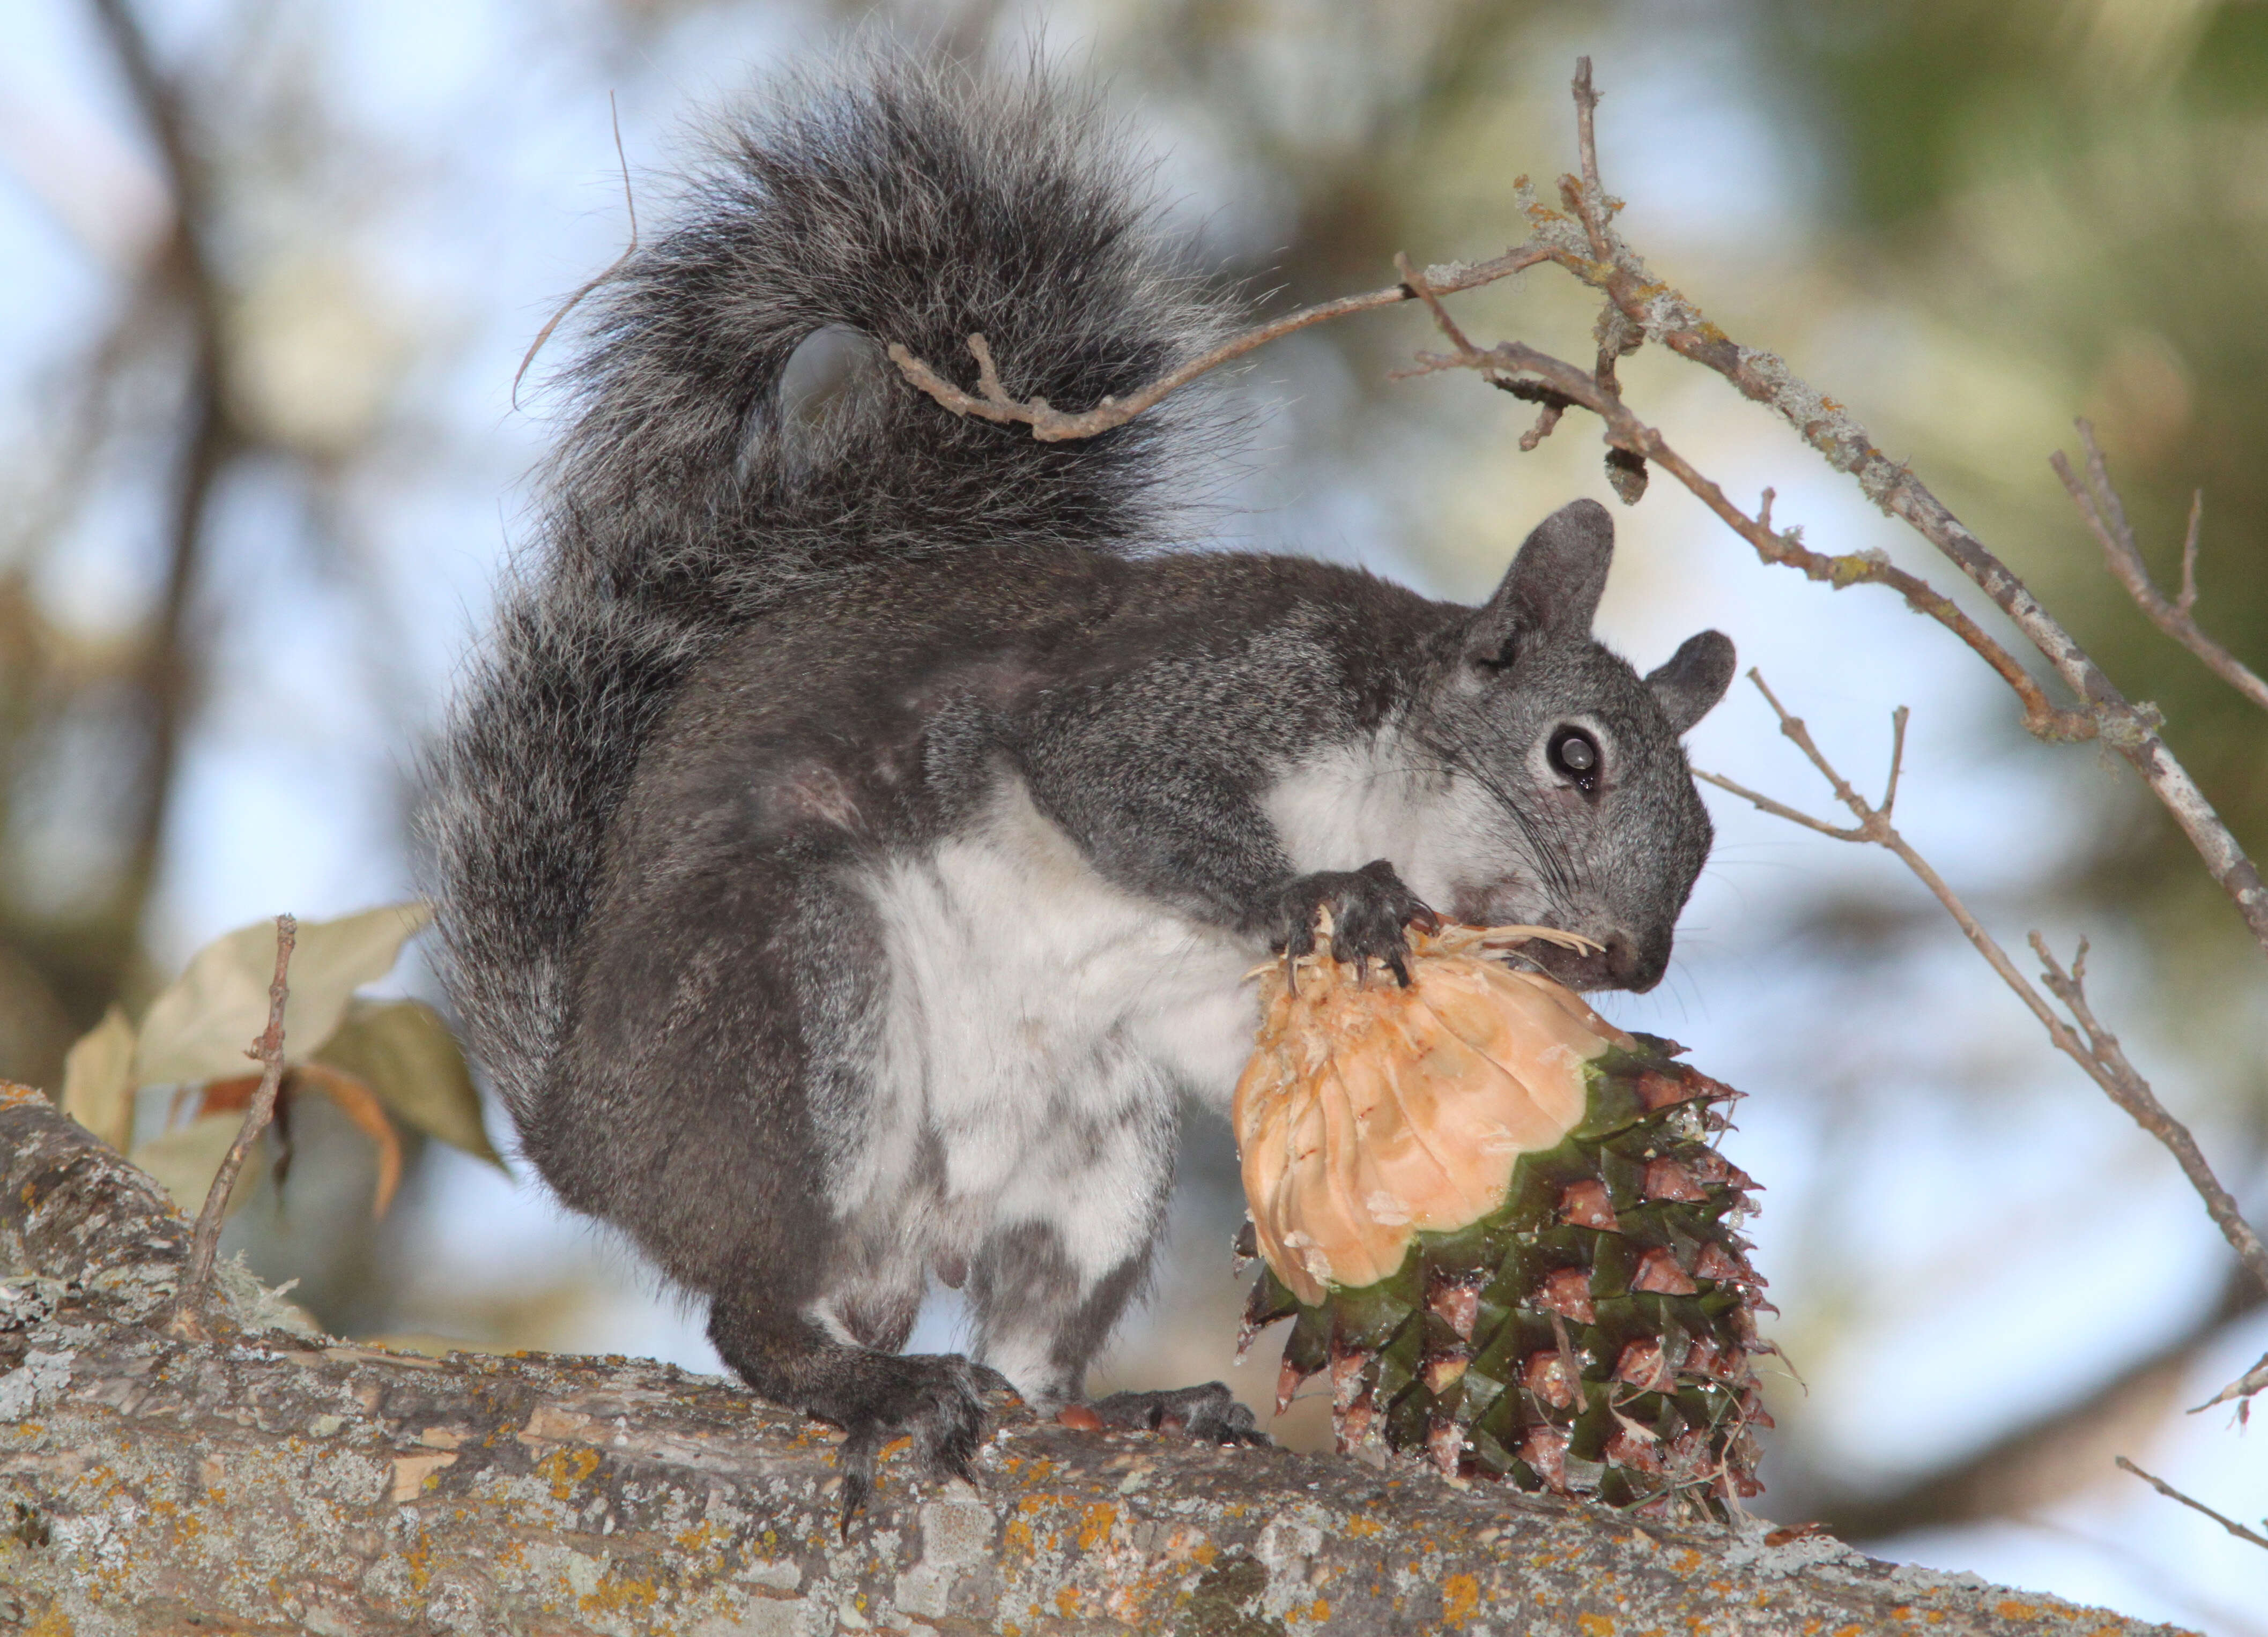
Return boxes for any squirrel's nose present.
[1606,931,1669,993]
[1530,928,1667,993]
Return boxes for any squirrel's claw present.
[1272,859,1435,988]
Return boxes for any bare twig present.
[1565,57,1643,452]
[1700,673,2268,1323]
[2195,1351,2267,1415]
[2116,1458,2268,1551]
[888,242,1553,443]
[1569,59,1611,265]
[2051,423,2268,716]
[514,91,639,409]
[1404,329,2085,737]
[167,913,295,1337]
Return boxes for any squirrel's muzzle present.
[1527,927,1667,993]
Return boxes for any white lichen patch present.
[0,1347,72,1418]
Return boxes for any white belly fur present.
[848,777,1261,1276]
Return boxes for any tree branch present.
[1394,312,2089,739]
[2116,1459,2268,1552]
[0,1091,2184,1635]
[1538,139,2268,964]
[167,913,294,1337]
[1699,672,2268,1372]
[887,241,1554,442]
[2051,422,2268,716]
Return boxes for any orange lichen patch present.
[404,1530,434,1593]
[1076,1503,1117,1552]
[1996,1606,2040,1621]
[580,1572,659,1615]
[535,1446,600,1501]
[1440,1573,1481,1626]
[1235,923,1626,1303]
[1055,1588,1082,1620]
[1578,1617,1616,1637]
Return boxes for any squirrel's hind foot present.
[825,1352,1002,1531]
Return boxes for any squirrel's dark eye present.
[1548,726,1601,792]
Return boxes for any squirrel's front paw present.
[1272,859,1438,986]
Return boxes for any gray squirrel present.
[420,57,1734,1516]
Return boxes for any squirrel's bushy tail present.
[420,57,1234,1125]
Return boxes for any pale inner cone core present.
[1234,922,1633,1304]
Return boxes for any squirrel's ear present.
[1647,630,1737,733]
[1464,499,1614,666]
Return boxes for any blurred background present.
[4,0,2264,1626]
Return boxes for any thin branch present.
[1695,769,1869,842]
[886,242,1552,442]
[2116,1458,2268,1551]
[1565,56,1643,445]
[2180,489,2202,615]
[1879,705,1908,817]
[1701,673,2268,1339]
[2196,1351,2267,1415]
[2050,423,2268,716]
[1407,328,2088,738]
[1570,59,1610,264]
[168,913,294,1337]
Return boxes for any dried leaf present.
[196,1074,264,1114]
[130,1111,257,1218]
[60,1004,137,1150]
[294,1063,404,1218]
[316,997,500,1167]
[134,903,432,1088]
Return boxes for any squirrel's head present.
[1406,498,1734,993]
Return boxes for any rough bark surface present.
[0,1089,2195,1636]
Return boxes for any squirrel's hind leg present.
[559,850,998,1527]
[959,1054,1266,1447]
